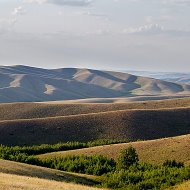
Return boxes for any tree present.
[117,146,139,170]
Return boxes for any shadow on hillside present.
[0,159,99,186]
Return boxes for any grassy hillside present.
[0,159,100,186]
[0,173,103,190]
[1,97,190,120]
[38,134,190,166]
[1,98,190,146]
[1,107,190,146]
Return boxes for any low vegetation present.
[0,139,127,157]
[42,155,116,176]
[100,147,190,190]
[102,164,190,190]
[0,142,190,190]
[38,135,190,166]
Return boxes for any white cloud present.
[122,24,164,35]
[122,23,190,37]
[25,0,93,6]
[0,6,26,35]
[12,6,26,16]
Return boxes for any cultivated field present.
[38,134,190,166]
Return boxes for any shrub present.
[42,155,116,176]
[163,160,184,168]
[102,165,190,189]
[117,146,139,170]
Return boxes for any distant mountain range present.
[0,65,190,103]
[125,71,190,84]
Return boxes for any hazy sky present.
[0,0,190,71]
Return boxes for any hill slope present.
[0,65,190,103]
[1,107,190,146]
[0,173,102,190]
[0,159,102,190]
[38,134,190,166]
[126,71,190,85]
[1,97,190,120]
[0,98,190,120]
[0,159,100,185]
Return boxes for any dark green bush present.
[1,143,190,190]
[163,160,184,168]
[0,139,127,156]
[102,164,190,190]
[117,146,139,170]
[42,155,116,176]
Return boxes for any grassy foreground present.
[0,159,100,186]
[1,144,190,189]
[0,172,104,190]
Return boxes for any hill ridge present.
[1,106,190,146]
[1,106,190,122]
[0,65,190,103]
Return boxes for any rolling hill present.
[0,97,190,120]
[126,70,190,85]
[0,65,190,103]
[38,134,190,166]
[0,106,190,146]
[0,173,102,190]
[0,159,102,190]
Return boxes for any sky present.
[0,0,190,72]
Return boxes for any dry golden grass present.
[38,134,190,166]
[0,172,104,190]
[1,97,190,121]
[171,181,190,190]
[1,98,190,146]
[1,106,190,146]
[0,159,100,186]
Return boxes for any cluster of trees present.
[0,143,190,190]
[102,147,189,189]
[42,155,116,176]
[0,139,127,156]
[103,165,190,190]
